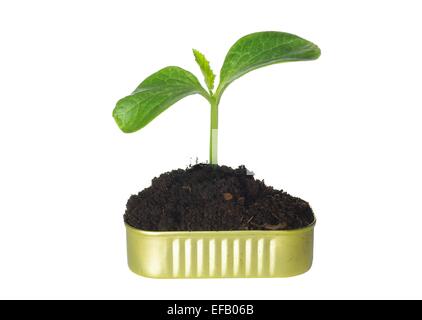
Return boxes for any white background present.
[1,0,421,300]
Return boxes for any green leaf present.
[217,31,321,95]
[113,66,209,133]
[193,49,216,92]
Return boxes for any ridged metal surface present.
[126,222,315,278]
[169,238,276,277]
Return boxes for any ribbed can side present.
[126,224,314,278]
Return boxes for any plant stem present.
[209,97,219,165]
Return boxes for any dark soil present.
[124,164,315,231]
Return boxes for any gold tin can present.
[126,220,315,278]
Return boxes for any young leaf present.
[217,31,321,96]
[193,49,216,92]
[113,66,209,133]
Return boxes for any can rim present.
[125,218,316,236]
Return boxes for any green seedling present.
[113,31,320,164]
